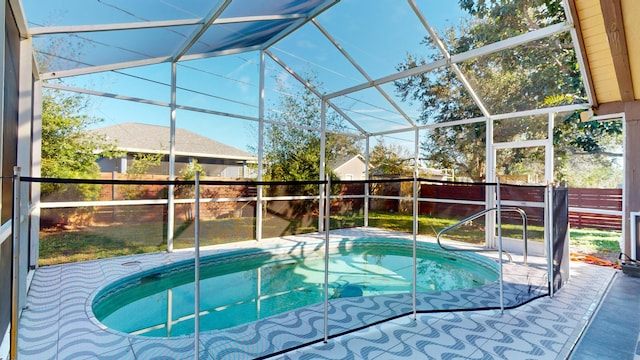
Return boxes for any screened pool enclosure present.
[2,0,632,358]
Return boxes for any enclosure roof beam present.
[325,58,447,100]
[408,0,491,118]
[28,12,310,35]
[29,19,203,35]
[42,81,358,137]
[37,35,261,80]
[178,45,263,62]
[492,138,549,150]
[8,0,28,38]
[367,102,588,138]
[451,22,572,63]
[264,50,324,99]
[325,22,572,100]
[38,56,172,80]
[172,0,232,62]
[312,19,417,128]
[488,103,588,120]
[260,0,339,51]
[370,116,487,138]
[265,49,369,135]
[42,82,171,107]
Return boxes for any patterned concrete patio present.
[17,228,618,359]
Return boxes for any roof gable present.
[330,154,366,171]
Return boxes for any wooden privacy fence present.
[568,188,622,231]
[419,184,546,227]
[418,184,621,231]
[54,175,621,232]
[335,182,621,231]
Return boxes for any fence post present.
[194,173,200,359]
[323,176,331,343]
[496,178,504,314]
[545,184,554,298]
[10,167,21,360]
[412,176,418,319]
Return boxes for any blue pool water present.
[92,238,498,337]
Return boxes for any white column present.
[119,157,127,174]
[17,37,33,309]
[364,136,370,227]
[319,101,327,232]
[546,112,554,184]
[193,172,200,359]
[30,74,42,268]
[256,51,265,241]
[485,117,496,248]
[412,128,419,318]
[167,62,177,252]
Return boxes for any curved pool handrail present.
[436,206,529,265]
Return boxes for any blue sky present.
[28,0,467,154]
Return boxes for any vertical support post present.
[364,136,370,227]
[621,113,628,260]
[323,176,331,343]
[30,78,42,269]
[496,178,504,314]
[631,212,639,261]
[167,62,177,252]
[546,113,555,292]
[10,167,21,360]
[256,51,265,242]
[485,117,496,249]
[412,129,419,319]
[17,37,32,307]
[319,101,327,232]
[194,172,200,359]
[522,216,528,266]
[546,112,555,184]
[546,184,554,297]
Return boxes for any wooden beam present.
[600,0,634,101]
[567,0,598,107]
[597,99,640,117]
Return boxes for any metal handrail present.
[436,206,529,265]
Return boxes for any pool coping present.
[87,236,545,341]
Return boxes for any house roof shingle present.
[329,154,366,171]
[91,122,256,162]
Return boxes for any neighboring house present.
[91,122,257,178]
[330,154,367,180]
[371,164,454,181]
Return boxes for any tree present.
[121,152,165,200]
[127,153,164,176]
[177,159,206,180]
[369,139,412,177]
[175,160,207,221]
[260,76,361,183]
[394,0,613,182]
[547,94,623,186]
[41,88,119,201]
[563,154,622,188]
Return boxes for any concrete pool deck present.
[17,228,622,359]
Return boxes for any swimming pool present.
[92,238,499,337]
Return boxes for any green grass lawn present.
[39,211,620,266]
[330,211,545,243]
[568,227,621,262]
